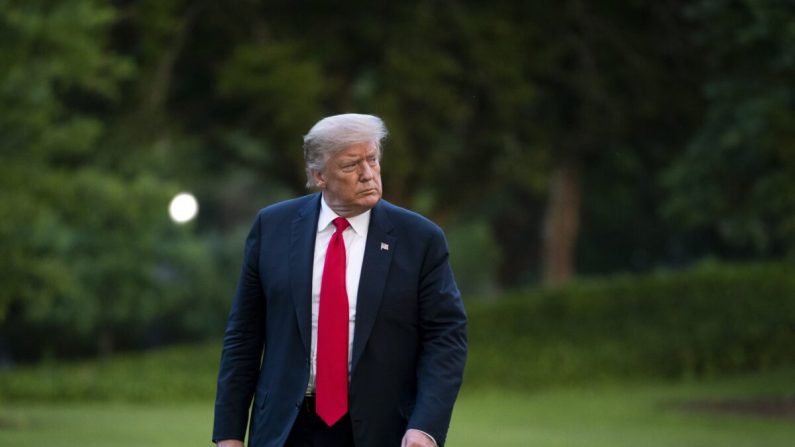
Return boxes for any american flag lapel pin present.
[380,242,389,251]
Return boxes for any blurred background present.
[1,0,794,446]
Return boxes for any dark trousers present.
[284,396,355,447]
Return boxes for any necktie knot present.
[332,217,350,233]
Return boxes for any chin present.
[358,195,381,209]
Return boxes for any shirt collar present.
[318,194,371,235]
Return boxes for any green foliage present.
[664,0,795,255]
[0,0,133,323]
[0,343,220,402]
[218,42,325,132]
[446,219,503,295]
[3,0,795,362]
[0,165,230,358]
[0,0,229,359]
[2,263,792,403]
[216,40,325,182]
[0,0,133,159]
[465,262,795,389]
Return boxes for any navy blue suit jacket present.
[213,194,467,447]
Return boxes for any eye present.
[341,163,357,172]
[367,156,378,165]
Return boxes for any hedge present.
[1,262,793,402]
[464,262,795,389]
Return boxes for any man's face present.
[313,141,382,217]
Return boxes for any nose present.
[359,160,373,181]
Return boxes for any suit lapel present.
[351,200,395,372]
[290,194,321,357]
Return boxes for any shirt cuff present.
[414,429,438,447]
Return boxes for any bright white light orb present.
[169,192,198,224]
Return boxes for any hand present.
[216,440,244,447]
[401,429,437,447]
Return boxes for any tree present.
[0,0,132,323]
[0,0,224,359]
[664,0,795,258]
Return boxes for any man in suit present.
[213,113,467,447]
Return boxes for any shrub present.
[2,262,793,402]
[465,262,795,389]
[0,343,220,402]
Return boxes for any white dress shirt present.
[306,195,370,394]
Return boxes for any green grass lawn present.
[1,368,792,447]
[0,402,212,446]
[448,385,793,446]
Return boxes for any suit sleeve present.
[212,212,267,442]
[407,225,468,447]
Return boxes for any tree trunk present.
[541,158,581,286]
[98,329,114,361]
[139,3,204,116]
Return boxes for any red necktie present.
[316,217,350,426]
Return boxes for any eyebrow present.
[339,153,376,162]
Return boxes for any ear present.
[312,170,326,189]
